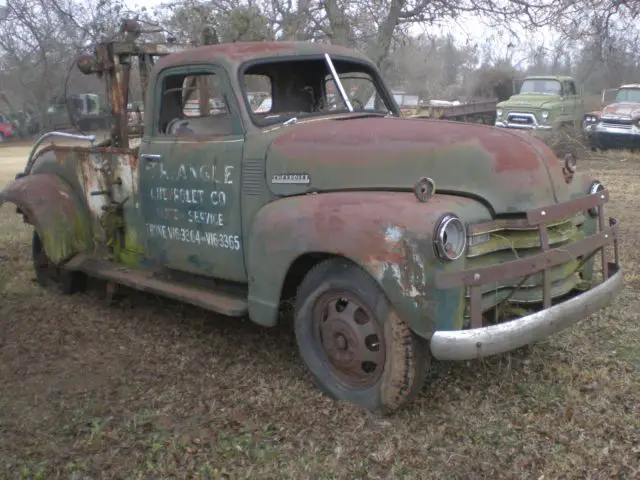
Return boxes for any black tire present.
[32,230,86,295]
[294,258,429,414]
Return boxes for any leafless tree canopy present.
[0,0,638,126]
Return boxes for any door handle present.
[141,153,162,162]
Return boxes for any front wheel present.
[294,258,429,414]
[32,230,86,295]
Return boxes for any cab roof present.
[619,83,640,89]
[154,41,373,72]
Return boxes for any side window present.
[243,74,272,114]
[566,81,577,96]
[158,70,235,137]
[87,96,98,114]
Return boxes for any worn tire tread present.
[294,257,429,414]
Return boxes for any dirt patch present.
[0,147,639,478]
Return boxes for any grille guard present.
[435,189,620,330]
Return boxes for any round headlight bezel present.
[589,180,604,196]
[496,108,503,118]
[434,214,467,261]
[541,110,549,120]
[588,180,605,217]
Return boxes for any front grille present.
[600,117,633,126]
[465,214,586,311]
[601,122,633,130]
[507,112,537,125]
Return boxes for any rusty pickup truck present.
[0,21,623,414]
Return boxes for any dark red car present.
[0,112,15,142]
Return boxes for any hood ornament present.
[414,177,436,203]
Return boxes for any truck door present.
[138,64,247,283]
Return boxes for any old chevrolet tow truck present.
[0,21,623,413]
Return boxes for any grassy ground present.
[0,140,639,479]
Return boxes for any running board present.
[64,255,248,317]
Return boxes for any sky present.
[125,0,557,65]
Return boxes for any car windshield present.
[615,88,640,103]
[519,79,562,96]
[241,56,396,127]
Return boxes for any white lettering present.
[199,165,213,181]
[157,207,179,221]
[152,162,235,184]
[210,190,226,206]
[148,187,205,205]
[187,210,224,227]
[146,223,241,250]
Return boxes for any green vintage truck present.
[0,22,623,414]
[495,75,584,132]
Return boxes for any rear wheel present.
[294,258,429,414]
[32,230,86,295]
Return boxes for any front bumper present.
[495,117,553,131]
[589,129,640,150]
[431,190,622,361]
[430,262,622,360]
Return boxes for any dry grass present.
[1,140,639,479]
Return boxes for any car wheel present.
[32,230,86,295]
[294,258,429,414]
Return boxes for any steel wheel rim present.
[312,290,386,389]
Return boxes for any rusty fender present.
[246,191,492,337]
[0,173,93,264]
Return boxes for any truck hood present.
[264,116,570,215]
[500,94,561,109]
[601,101,640,119]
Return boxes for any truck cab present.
[495,75,583,131]
[0,21,623,414]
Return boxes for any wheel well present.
[279,252,338,304]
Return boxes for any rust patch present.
[265,116,570,213]
[268,116,549,174]
[0,173,92,264]
[153,41,363,70]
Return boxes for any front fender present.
[0,173,93,264]
[246,191,492,337]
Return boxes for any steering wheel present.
[166,117,187,134]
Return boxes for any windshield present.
[615,88,640,103]
[241,56,396,127]
[519,79,562,96]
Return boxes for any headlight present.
[496,108,503,118]
[588,180,605,217]
[541,110,549,120]
[434,214,467,261]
